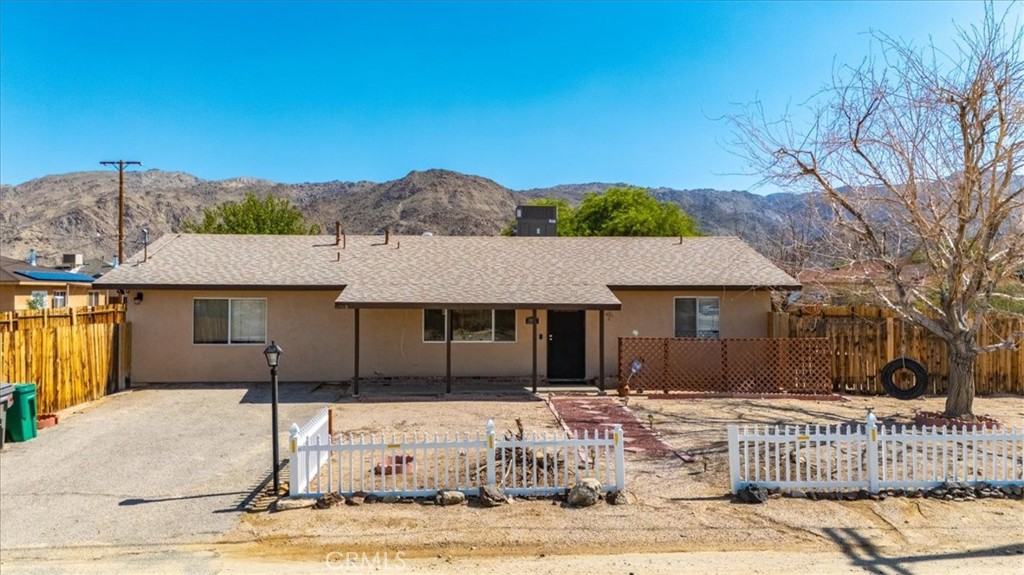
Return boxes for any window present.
[423,309,516,342]
[193,298,266,344]
[88,291,101,307]
[674,297,719,338]
[51,291,67,309]
[29,291,48,310]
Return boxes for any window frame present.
[673,296,720,339]
[51,290,68,309]
[422,309,517,343]
[88,291,101,307]
[192,297,267,346]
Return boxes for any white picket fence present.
[288,413,626,498]
[728,410,1024,494]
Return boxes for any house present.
[95,233,800,385]
[794,262,930,305]
[0,254,101,312]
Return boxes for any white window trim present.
[52,290,68,309]
[422,309,517,343]
[673,296,721,339]
[192,297,268,346]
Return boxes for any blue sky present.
[0,1,1001,191]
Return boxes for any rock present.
[787,489,807,499]
[382,494,401,504]
[435,490,467,506]
[567,478,603,508]
[479,484,507,508]
[313,493,343,509]
[607,490,637,506]
[345,495,362,506]
[271,497,315,512]
[736,485,769,504]
[363,493,380,504]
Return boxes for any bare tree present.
[731,4,1024,418]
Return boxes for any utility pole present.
[100,160,142,264]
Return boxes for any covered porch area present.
[335,283,622,396]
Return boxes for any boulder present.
[435,490,467,506]
[313,493,343,509]
[567,478,603,508]
[736,485,769,504]
[479,484,507,508]
[382,494,401,504]
[271,497,315,512]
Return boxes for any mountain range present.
[0,169,806,266]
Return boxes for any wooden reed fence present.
[0,322,131,414]
[0,304,125,332]
[770,305,1024,395]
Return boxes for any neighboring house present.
[794,262,930,305]
[95,233,801,385]
[55,255,116,306]
[0,254,100,312]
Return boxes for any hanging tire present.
[880,358,928,399]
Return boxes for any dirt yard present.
[227,393,1024,569]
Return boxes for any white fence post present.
[866,408,879,494]
[613,424,625,491]
[727,425,740,493]
[288,423,300,497]
[486,419,496,486]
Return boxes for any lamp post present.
[263,341,283,494]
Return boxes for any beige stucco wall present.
[591,289,772,383]
[127,288,773,384]
[128,290,353,383]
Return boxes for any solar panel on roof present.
[14,270,95,283]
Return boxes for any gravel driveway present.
[0,383,341,550]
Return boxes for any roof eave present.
[335,301,622,311]
[607,284,802,291]
[94,282,346,291]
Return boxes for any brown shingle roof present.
[95,234,800,309]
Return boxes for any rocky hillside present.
[0,169,805,267]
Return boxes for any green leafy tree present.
[569,187,700,237]
[183,193,320,235]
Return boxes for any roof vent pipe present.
[335,221,341,246]
[112,255,119,269]
[142,228,149,262]
[385,229,390,245]
[27,249,37,266]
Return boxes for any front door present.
[547,310,585,381]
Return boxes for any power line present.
[100,160,142,263]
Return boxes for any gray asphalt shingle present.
[96,234,800,308]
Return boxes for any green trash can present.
[6,383,38,442]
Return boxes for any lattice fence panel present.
[618,337,832,395]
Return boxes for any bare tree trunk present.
[944,338,976,419]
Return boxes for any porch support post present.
[445,308,452,395]
[531,309,538,394]
[598,309,606,394]
[353,308,360,397]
